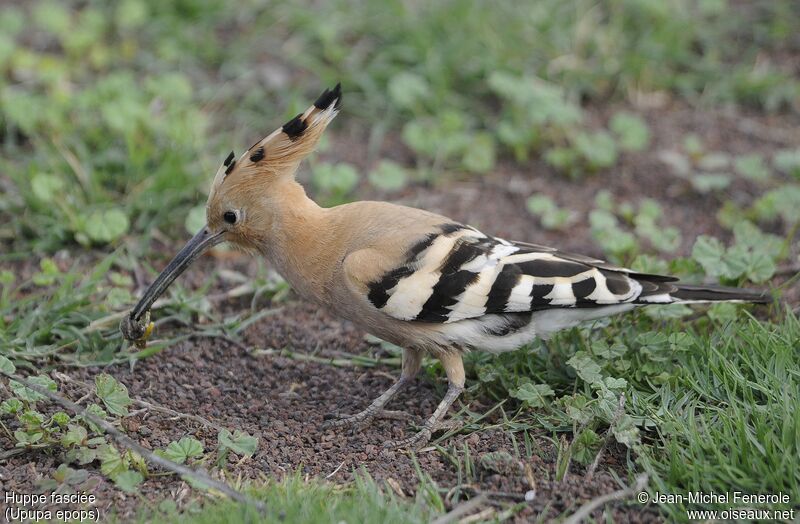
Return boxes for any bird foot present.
[322,409,412,430]
[435,419,463,432]
[383,419,463,450]
[384,428,432,450]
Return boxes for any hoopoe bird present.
[121,84,770,449]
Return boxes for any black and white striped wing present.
[366,223,678,324]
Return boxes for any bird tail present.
[635,280,772,305]
[668,283,772,304]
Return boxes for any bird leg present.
[322,349,423,429]
[384,351,465,450]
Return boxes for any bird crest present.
[208,83,342,202]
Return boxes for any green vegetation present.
[465,308,799,521]
[130,472,436,524]
[1,0,798,521]
[2,0,798,251]
[1,357,259,495]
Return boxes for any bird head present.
[120,84,341,342]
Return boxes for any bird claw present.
[321,409,413,430]
[435,419,464,432]
[321,412,374,431]
[384,428,433,450]
[383,419,463,450]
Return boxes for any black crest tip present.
[282,113,308,140]
[223,151,237,175]
[249,146,265,163]
[313,82,342,110]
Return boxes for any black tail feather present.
[671,284,772,304]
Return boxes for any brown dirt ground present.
[1,101,798,522]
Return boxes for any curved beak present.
[128,226,225,323]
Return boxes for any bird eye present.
[223,211,238,225]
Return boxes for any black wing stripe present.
[484,265,521,312]
[368,266,414,308]
[530,283,554,306]
[406,233,438,260]
[439,237,489,274]
[440,223,467,235]
[572,278,597,300]
[601,270,631,296]
[418,236,490,321]
[516,259,589,278]
[511,240,679,282]
[417,270,480,321]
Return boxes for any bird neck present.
[259,180,341,303]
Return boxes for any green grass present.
[126,471,439,523]
[0,251,286,368]
[640,313,800,518]
[2,0,799,253]
[2,0,800,522]
[462,309,800,519]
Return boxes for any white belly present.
[432,304,638,353]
